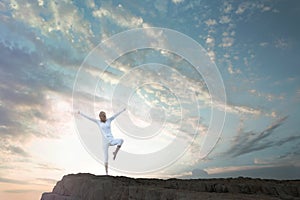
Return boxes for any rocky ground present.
[41,173,300,200]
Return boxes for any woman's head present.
[99,111,106,122]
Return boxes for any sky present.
[1,0,300,199]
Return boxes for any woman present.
[78,108,126,175]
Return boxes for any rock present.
[41,173,300,200]
[214,183,228,193]
[40,192,80,200]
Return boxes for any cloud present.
[0,177,28,184]
[225,116,297,157]
[206,165,300,179]
[36,178,58,185]
[254,147,300,167]
[4,145,31,157]
[220,36,234,47]
[0,31,75,185]
[219,102,262,116]
[172,0,184,4]
[35,163,64,171]
[206,36,215,45]
[0,10,80,143]
[92,6,144,29]
[236,2,249,14]
[227,62,241,75]
[207,50,216,62]
[0,1,6,11]
[297,89,300,98]
[207,165,269,175]
[248,89,285,102]
[267,111,277,118]
[274,38,289,49]
[8,0,95,51]
[154,0,168,15]
[4,189,39,193]
[205,19,217,26]
[276,147,300,166]
[222,2,233,14]
[192,168,209,177]
[259,42,268,47]
[175,168,209,179]
[219,16,231,24]
[235,2,275,17]
[257,4,272,12]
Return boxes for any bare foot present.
[113,145,121,160]
[113,151,117,160]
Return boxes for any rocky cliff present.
[41,173,300,200]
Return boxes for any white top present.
[80,109,125,143]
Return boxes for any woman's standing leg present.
[103,142,109,175]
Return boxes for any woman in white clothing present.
[78,108,126,175]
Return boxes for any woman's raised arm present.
[78,111,98,123]
[110,108,126,120]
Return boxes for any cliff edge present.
[40,173,300,200]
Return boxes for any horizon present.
[1,0,300,199]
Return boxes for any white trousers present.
[103,138,124,163]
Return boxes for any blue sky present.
[0,0,300,199]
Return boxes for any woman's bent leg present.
[110,139,124,160]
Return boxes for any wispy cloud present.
[35,163,64,171]
[248,89,285,102]
[236,2,250,15]
[255,142,300,167]
[219,15,231,24]
[222,2,233,14]
[172,0,184,5]
[205,19,217,26]
[3,145,31,157]
[8,0,95,51]
[205,164,300,179]
[0,1,85,160]
[0,177,28,184]
[297,89,300,98]
[274,38,289,49]
[92,4,144,31]
[206,164,271,175]
[235,2,275,15]
[221,37,234,47]
[4,189,40,193]
[36,178,58,185]
[225,116,298,157]
[227,62,241,74]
